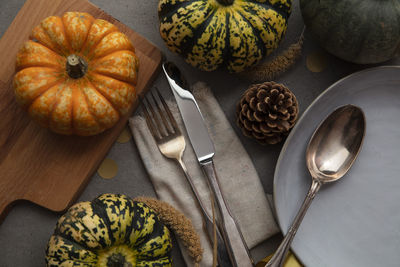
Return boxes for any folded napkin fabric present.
[129,82,278,266]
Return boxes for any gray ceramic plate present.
[274,66,400,267]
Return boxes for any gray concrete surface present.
[0,0,398,266]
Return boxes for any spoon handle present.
[266,179,322,267]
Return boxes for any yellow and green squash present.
[158,0,292,72]
[46,194,172,267]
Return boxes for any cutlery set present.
[141,61,366,267]
[141,88,231,266]
[142,61,253,267]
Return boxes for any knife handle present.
[176,158,232,267]
[201,160,254,267]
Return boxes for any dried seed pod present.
[236,82,299,145]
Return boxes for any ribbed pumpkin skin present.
[46,194,172,267]
[13,12,139,136]
[159,0,292,72]
[300,0,400,64]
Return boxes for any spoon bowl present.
[307,105,366,182]
[266,105,366,267]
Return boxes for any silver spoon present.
[266,105,366,267]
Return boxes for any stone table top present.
[0,0,398,266]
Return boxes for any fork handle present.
[201,160,254,267]
[177,158,232,267]
[177,158,212,220]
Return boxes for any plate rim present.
[272,65,400,265]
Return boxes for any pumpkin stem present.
[216,0,234,6]
[107,253,132,267]
[66,54,87,79]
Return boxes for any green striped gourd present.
[300,0,400,64]
[159,0,292,72]
[46,194,172,267]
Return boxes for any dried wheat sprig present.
[135,197,203,267]
[239,27,305,82]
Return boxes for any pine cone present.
[236,82,299,145]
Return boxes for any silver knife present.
[161,62,231,267]
[162,61,254,267]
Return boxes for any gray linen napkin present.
[129,82,278,266]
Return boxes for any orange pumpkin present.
[13,12,139,136]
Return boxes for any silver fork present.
[142,88,231,267]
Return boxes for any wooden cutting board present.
[0,0,162,222]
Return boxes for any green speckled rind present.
[158,0,292,72]
[300,0,400,64]
[45,194,172,267]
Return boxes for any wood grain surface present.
[0,0,162,222]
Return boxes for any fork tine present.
[141,98,161,140]
[156,87,180,134]
[145,93,167,137]
[151,90,174,135]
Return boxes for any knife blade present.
[162,61,254,267]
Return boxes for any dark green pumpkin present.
[300,0,400,64]
[159,0,292,72]
[46,194,172,267]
